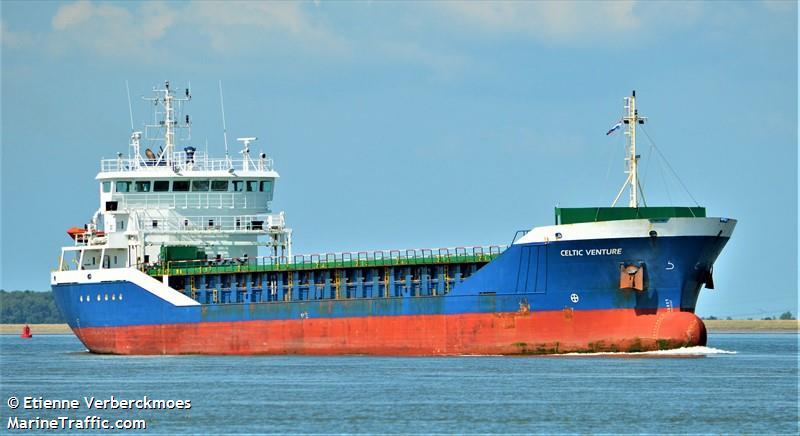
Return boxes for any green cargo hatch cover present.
[555,207,706,225]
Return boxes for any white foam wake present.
[559,346,736,357]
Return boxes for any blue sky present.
[1,1,796,318]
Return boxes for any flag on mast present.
[606,121,623,135]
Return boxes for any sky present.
[1,1,797,318]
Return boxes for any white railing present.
[100,151,273,173]
[138,212,285,233]
[115,193,271,210]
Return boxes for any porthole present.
[111,294,116,301]
[119,293,123,301]
[104,294,108,301]
[86,295,90,303]
[96,294,101,301]
[79,296,83,302]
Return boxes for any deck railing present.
[137,213,285,233]
[116,193,270,210]
[145,245,506,276]
[100,152,273,173]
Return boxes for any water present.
[1,333,797,434]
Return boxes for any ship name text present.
[560,248,623,257]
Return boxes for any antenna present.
[126,80,143,167]
[219,81,230,160]
[125,80,134,132]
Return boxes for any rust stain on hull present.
[71,309,706,356]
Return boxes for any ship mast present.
[165,82,175,163]
[142,81,191,166]
[612,90,647,208]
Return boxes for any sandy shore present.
[1,324,73,335]
[2,320,797,335]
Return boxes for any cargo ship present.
[51,83,735,355]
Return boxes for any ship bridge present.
[58,81,292,273]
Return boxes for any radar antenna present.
[237,137,257,171]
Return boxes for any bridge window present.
[246,181,258,192]
[191,180,209,191]
[173,180,190,192]
[232,180,244,192]
[211,180,229,192]
[135,181,151,192]
[102,182,111,193]
[153,180,170,192]
[260,180,272,192]
[115,181,131,193]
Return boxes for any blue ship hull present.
[51,220,733,355]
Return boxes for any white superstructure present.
[58,81,292,273]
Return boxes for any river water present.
[1,333,797,434]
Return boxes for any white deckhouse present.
[59,81,292,273]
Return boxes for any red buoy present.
[20,324,32,339]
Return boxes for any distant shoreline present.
[1,320,797,336]
[702,319,798,333]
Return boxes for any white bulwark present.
[55,81,292,279]
[515,217,737,245]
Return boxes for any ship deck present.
[144,246,505,304]
[145,246,504,277]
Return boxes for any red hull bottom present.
[72,309,706,355]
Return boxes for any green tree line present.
[0,290,65,323]
[702,311,795,321]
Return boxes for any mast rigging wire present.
[638,125,701,207]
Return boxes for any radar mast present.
[142,80,192,167]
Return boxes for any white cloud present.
[10,0,785,75]
[377,41,467,78]
[51,0,93,30]
[761,0,796,12]
[185,1,348,54]
[435,1,642,43]
[44,1,345,60]
[48,1,174,59]
[1,20,35,49]
[139,2,176,41]
[430,1,732,46]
